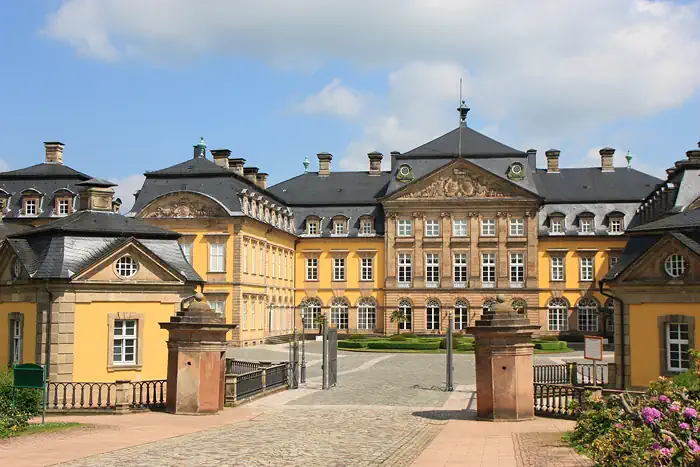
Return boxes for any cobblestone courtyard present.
[50,343,600,467]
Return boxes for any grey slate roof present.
[0,163,92,219]
[0,222,27,240]
[538,202,640,237]
[268,172,391,206]
[627,209,700,233]
[145,158,234,177]
[401,127,525,158]
[534,168,662,203]
[291,205,385,236]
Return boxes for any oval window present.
[116,256,139,278]
[664,254,687,278]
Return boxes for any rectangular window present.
[425,253,440,287]
[397,253,412,287]
[610,217,623,234]
[454,306,468,331]
[113,320,137,365]
[361,257,373,281]
[548,309,568,331]
[242,301,247,330]
[284,254,288,280]
[307,220,319,235]
[334,220,346,235]
[425,219,440,237]
[667,323,690,372]
[481,253,496,287]
[25,199,37,216]
[306,258,318,281]
[481,219,496,237]
[180,242,193,265]
[208,300,225,315]
[360,220,373,235]
[577,309,598,332]
[333,258,346,281]
[251,246,256,274]
[453,219,468,237]
[10,317,22,365]
[271,251,276,278]
[453,253,468,287]
[580,256,594,282]
[259,246,263,275]
[399,304,412,330]
[398,219,413,237]
[209,242,225,272]
[550,217,564,234]
[551,256,565,281]
[509,252,525,286]
[278,251,282,278]
[509,218,524,236]
[427,305,440,331]
[265,249,269,277]
[252,301,257,329]
[58,198,70,215]
[580,218,593,234]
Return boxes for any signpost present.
[13,363,47,424]
[584,335,604,387]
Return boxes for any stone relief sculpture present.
[403,173,507,199]
[142,194,225,218]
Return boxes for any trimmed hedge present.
[401,333,418,338]
[389,334,408,341]
[456,342,474,351]
[348,334,368,340]
[537,335,560,342]
[367,341,440,350]
[535,341,568,351]
[338,340,365,349]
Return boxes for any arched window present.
[398,299,412,331]
[604,298,615,333]
[577,298,599,332]
[427,299,440,331]
[251,200,257,219]
[271,210,277,227]
[330,298,349,329]
[512,298,527,316]
[242,197,249,215]
[548,298,569,331]
[454,300,469,330]
[482,299,496,314]
[301,298,321,330]
[358,298,376,330]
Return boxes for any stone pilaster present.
[469,214,480,287]
[441,213,451,283]
[413,213,424,286]
[526,212,538,288]
[497,213,508,288]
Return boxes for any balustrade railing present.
[130,380,167,410]
[48,381,116,411]
[533,362,615,387]
[533,383,586,419]
[226,359,263,375]
[533,364,573,385]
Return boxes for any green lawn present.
[3,422,82,439]
[338,335,573,354]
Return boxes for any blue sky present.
[0,1,699,210]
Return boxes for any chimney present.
[317,152,332,177]
[229,158,246,176]
[255,172,268,189]
[44,142,64,164]
[76,179,117,212]
[193,137,207,159]
[526,148,537,168]
[600,147,615,172]
[243,167,259,183]
[545,149,560,173]
[211,149,231,169]
[686,142,700,161]
[367,151,383,176]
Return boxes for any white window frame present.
[579,217,594,235]
[453,253,468,287]
[665,255,687,278]
[550,216,564,235]
[361,257,373,281]
[307,220,320,236]
[481,218,496,237]
[180,242,193,265]
[398,219,413,237]
[579,256,594,282]
[398,300,412,330]
[481,253,496,287]
[509,252,525,287]
[454,301,469,330]
[452,219,468,237]
[251,245,256,275]
[302,300,321,331]
[116,256,139,278]
[425,253,440,287]
[609,217,624,234]
[208,300,225,316]
[551,256,565,281]
[333,219,347,235]
[58,198,70,215]
[113,319,137,365]
[577,299,599,332]
[426,300,440,331]
[357,299,376,330]
[209,242,226,273]
[306,258,318,281]
[425,219,440,237]
[509,217,524,236]
[360,220,373,235]
[11,317,22,365]
[330,299,349,329]
[259,246,264,275]
[547,299,569,331]
[666,323,690,372]
[333,258,346,281]
[242,300,248,330]
[397,253,412,288]
[24,199,37,216]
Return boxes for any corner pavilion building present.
[130,108,661,345]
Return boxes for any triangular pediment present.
[384,158,538,202]
[72,239,185,284]
[617,233,700,284]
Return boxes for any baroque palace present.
[5,106,689,388]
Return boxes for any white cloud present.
[110,173,145,213]
[0,159,9,173]
[45,0,700,169]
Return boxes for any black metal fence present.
[226,359,263,375]
[533,383,587,419]
[224,361,289,406]
[48,381,116,411]
[130,380,166,410]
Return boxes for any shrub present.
[367,341,440,351]
[348,334,368,340]
[401,333,418,338]
[389,334,407,341]
[0,372,42,417]
[439,336,463,350]
[456,342,474,351]
[538,335,560,342]
[535,342,562,351]
[338,340,365,349]
[0,400,30,439]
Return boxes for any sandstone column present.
[468,294,540,421]
[160,293,237,414]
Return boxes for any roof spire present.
[625,150,633,168]
[193,137,207,159]
[302,155,310,173]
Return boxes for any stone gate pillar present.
[468,294,540,421]
[159,293,236,414]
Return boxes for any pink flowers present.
[642,407,663,425]
[613,422,625,429]
[670,403,681,413]
[684,407,698,419]
[659,395,671,404]
[680,422,691,430]
[659,447,673,458]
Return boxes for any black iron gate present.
[327,328,337,387]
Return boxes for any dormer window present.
[579,214,594,235]
[271,211,277,227]
[333,218,347,235]
[609,216,624,234]
[265,207,270,222]
[251,200,257,218]
[359,217,374,235]
[550,214,565,235]
[24,198,37,216]
[0,197,7,215]
[306,217,320,236]
[242,197,249,215]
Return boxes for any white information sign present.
[584,335,604,361]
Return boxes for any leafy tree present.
[390,310,408,335]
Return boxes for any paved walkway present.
[1,344,596,466]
